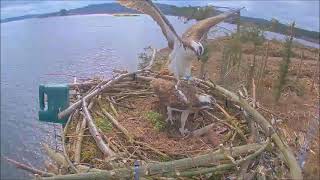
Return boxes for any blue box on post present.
[38,84,69,124]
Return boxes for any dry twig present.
[5,157,54,177]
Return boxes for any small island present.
[112,13,140,17]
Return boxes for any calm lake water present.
[0,14,194,179]
[0,14,318,179]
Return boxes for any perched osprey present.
[118,0,241,79]
[151,78,216,135]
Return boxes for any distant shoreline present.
[1,2,319,44]
[112,13,140,17]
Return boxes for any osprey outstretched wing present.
[182,8,243,43]
[118,0,183,49]
[118,0,242,79]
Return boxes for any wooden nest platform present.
[6,65,303,179]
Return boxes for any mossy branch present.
[40,143,264,180]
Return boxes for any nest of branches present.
[5,55,302,179]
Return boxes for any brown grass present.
[192,37,319,179]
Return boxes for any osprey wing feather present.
[182,9,242,43]
[118,0,182,49]
[118,1,243,79]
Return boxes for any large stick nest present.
[68,74,249,161]
[45,67,301,179]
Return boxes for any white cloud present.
[1,1,106,19]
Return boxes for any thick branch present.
[166,139,270,178]
[82,99,115,157]
[74,102,94,163]
[43,144,68,168]
[5,157,54,177]
[145,48,157,70]
[68,81,97,89]
[41,143,263,180]
[58,72,145,119]
[192,123,215,137]
[62,112,79,173]
[74,117,86,164]
[163,163,234,177]
[100,107,133,142]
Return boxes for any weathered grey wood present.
[100,108,133,142]
[145,48,157,70]
[41,143,263,180]
[82,99,115,157]
[191,123,215,137]
[5,157,54,177]
[74,102,93,163]
[58,72,143,119]
[43,144,68,168]
[62,112,79,173]
[68,82,97,89]
[74,118,86,163]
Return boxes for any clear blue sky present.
[1,0,319,32]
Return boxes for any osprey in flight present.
[118,0,241,79]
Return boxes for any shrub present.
[273,22,295,102]
[95,117,113,133]
[145,111,166,131]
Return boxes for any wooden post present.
[236,11,241,34]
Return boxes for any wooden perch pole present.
[236,11,241,34]
[82,99,115,157]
